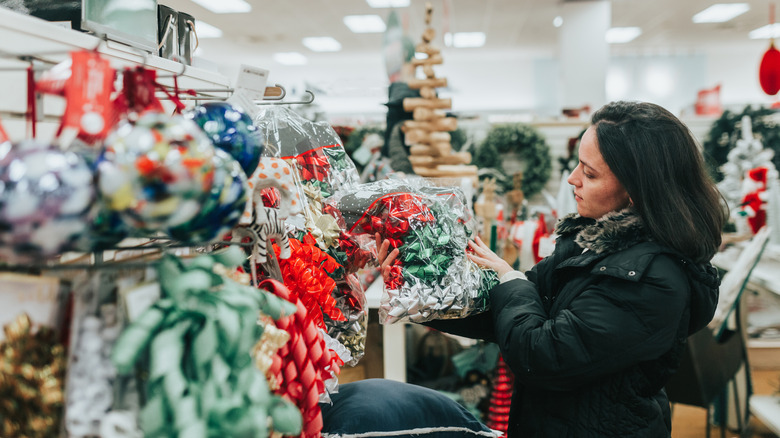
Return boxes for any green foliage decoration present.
[702,105,780,181]
[474,123,552,197]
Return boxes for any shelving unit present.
[0,7,231,140]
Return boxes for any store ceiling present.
[159,0,779,56]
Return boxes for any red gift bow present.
[260,279,341,438]
[273,234,346,330]
[352,193,436,249]
[287,146,334,182]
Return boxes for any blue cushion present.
[320,379,499,437]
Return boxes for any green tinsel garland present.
[473,123,552,197]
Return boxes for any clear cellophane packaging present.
[328,178,499,324]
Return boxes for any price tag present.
[228,64,269,120]
[234,64,269,100]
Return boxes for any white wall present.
[192,35,780,121]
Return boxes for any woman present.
[377,101,728,437]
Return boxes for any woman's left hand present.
[467,236,515,278]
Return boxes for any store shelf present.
[0,7,229,94]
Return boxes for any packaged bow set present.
[328,178,499,324]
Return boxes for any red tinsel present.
[260,279,341,438]
[272,234,345,330]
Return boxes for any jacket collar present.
[555,208,651,255]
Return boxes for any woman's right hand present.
[375,232,400,280]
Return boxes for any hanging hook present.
[186,19,199,52]
[257,83,286,101]
[258,89,315,105]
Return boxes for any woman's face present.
[567,126,630,219]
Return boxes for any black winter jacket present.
[427,209,720,437]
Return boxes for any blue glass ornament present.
[187,102,264,176]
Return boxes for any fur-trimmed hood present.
[555,208,651,255]
[555,208,720,335]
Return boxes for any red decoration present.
[351,193,436,248]
[284,145,335,182]
[0,115,8,144]
[695,84,722,116]
[760,42,780,96]
[740,166,770,233]
[273,234,346,329]
[260,279,341,438]
[486,355,514,433]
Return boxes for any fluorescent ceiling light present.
[692,3,749,23]
[273,52,308,65]
[750,23,780,39]
[189,0,251,14]
[343,15,386,33]
[302,37,342,52]
[366,0,410,7]
[194,21,222,38]
[443,32,486,48]
[605,27,642,44]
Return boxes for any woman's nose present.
[567,170,578,186]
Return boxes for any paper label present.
[234,64,269,101]
[122,282,161,322]
[227,91,260,121]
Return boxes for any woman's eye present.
[584,172,595,179]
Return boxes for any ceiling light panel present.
[605,27,642,44]
[343,15,387,33]
[189,0,251,14]
[194,21,223,38]
[692,3,749,23]
[750,23,780,39]
[273,52,308,65]
[444,32,486,48]
[302,37,342,52]
[366,0,410,7]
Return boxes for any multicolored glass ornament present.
[0,140,95,262]
[97,112,217,233]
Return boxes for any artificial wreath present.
[473,123,552,197]
[703,105,780,181]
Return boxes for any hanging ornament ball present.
[97,112,217,233]
[168,148,248,243]
[760,42,780,96]
[186,102,264,176]
[0,140,95,262]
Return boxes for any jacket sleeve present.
[422,310,497,342]
[490,255,689,392]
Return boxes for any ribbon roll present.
[259,278,341,438]
[110,249,301,438]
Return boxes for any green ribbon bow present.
[111,246,301,438]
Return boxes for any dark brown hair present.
[592,101,728,263]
